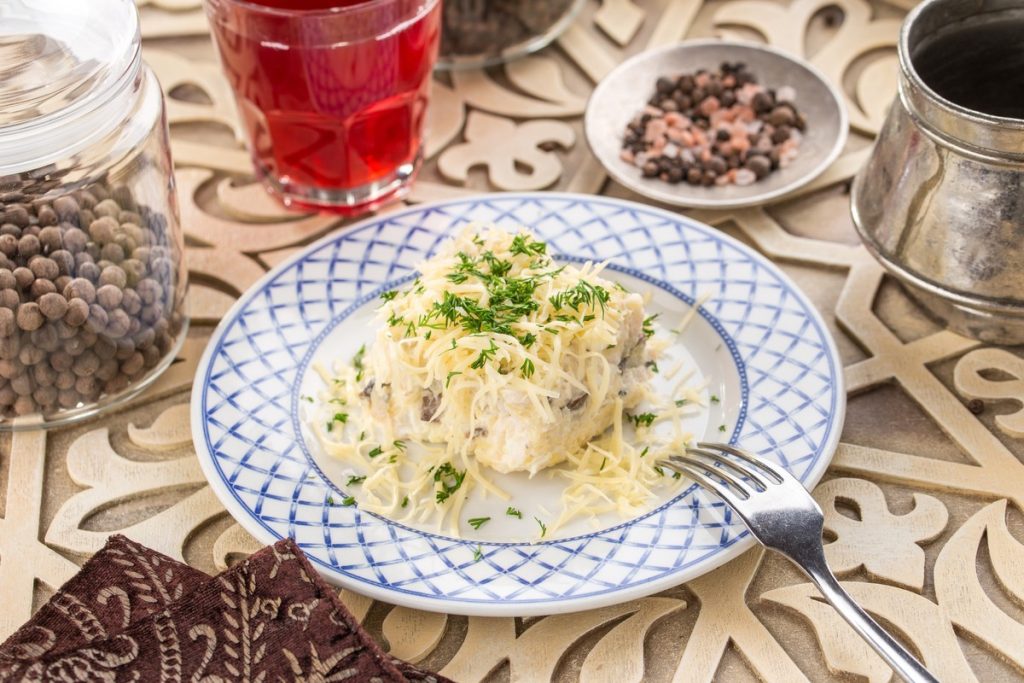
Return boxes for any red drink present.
[205,0,441,214]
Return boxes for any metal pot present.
[851,0,1024,344]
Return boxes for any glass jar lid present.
[0,0,141,173]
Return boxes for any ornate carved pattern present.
[3,2,1023,681]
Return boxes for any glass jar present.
[0,0,188,429]
[437,0,586,69]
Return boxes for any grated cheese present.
[307,224,707,538]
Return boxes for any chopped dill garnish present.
[332,412,348,424]
[535,517,547,538]
[346,475,366,486]
[506,507,522,519]
[719,424,728,432]
[549,280,610,315]
[468,516,490,530]
[639,446,649,458]
[710,394,720,403]
[521,358,535,378]
[434,463,467,504]
[647,360,659,374]
[358,431,367,441]
[654,465,665,477]
[473,546,483,562]
[446,371,462,388]
[518,332,537,348]
[470,339,499,369]
[341,496,356,506]
[301,395,314,403]
[352,344,366,382]
[401,496,409,508]
[599,457,607,471]
[510,234,547,257]
[328,398,346,405]
[642,314,659,338]
[628,412,657,428]
[327,495,335,505]
[367,445,384,458]
[393,440,406,451]
[675,399,688,407]
[380,290,398,301]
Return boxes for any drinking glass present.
[204,0,441,215]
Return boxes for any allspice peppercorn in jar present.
[0,0,188,429]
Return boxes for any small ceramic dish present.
[585,40,848,209]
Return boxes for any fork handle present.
[796,548,939,683]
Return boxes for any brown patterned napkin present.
[0,535,451,682]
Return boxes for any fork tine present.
[697,441,788,484]
[659,458,747,507]
[685,447,767,490]
[667,454,752,499]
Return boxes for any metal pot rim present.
[898,0,1024,156]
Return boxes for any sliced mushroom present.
[421,390,441,421]
[619,335,647,370]
[565,393,589,410]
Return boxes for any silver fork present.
[660,442,939,683]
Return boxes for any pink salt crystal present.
[745,120,763,134]
[635,152,649,166]
[644,105,664,117]
[736,83,759,106]
[731,135,751,153]
[715,173,730,186]
[718,142,734,157]
[776,85,796,102]
[692,129,708,146]
[650,137,667,154]
[700,147,712,162]
[680,130,696,147]
[662,142,680,158]
[699,96,721,117]
[723,75,736,88]
[664,112,686,128]
[734,168,757,185]
[644,118,668,142]
[695,73,710,88]
[620,149,635,164]
[666,128,687,144]
[737,106,756,123]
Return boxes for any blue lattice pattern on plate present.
[195,194,841,611]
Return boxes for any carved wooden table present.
[2,1,1023,681]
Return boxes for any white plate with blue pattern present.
[192,193,844,616]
